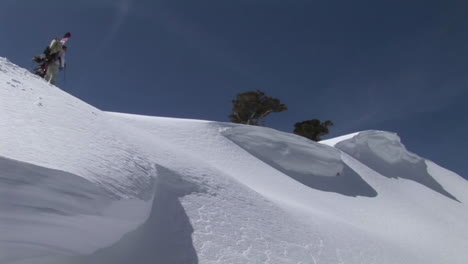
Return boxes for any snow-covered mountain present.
[1,57,467,264]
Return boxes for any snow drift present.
[1,57,468,264]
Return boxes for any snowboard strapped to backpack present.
[32,32,71,78]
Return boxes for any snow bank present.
[0,58,155,262]
[0,156,152,263]
[222,125,377,197]
[1,58,467,264]
[335,130,458,200]
[0,58,156,199]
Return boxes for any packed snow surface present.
[1,57,468,264]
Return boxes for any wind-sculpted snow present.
[0,157,153,263]
[425,161,468,204]
[17,165,336,264]
[1,58,468,264]
[13,166,198,264]
[0,58,156,199]
[222,126,377,197]
[335,130,458,201]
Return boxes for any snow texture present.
[1,57,468,264]
[335,130,458,201]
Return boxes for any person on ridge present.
[44,44,67,85]
[33,32,71,85]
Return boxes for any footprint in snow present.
[36,97,43,107]
[6,81,18,88]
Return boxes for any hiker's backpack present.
[44,38,63,61]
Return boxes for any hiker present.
[44,44,66,85]
[33,32,71,85]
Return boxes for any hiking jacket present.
[48,39,66,68]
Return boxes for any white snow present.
[1,57,467,264]
[320,131,360,146]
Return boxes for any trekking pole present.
[63,66,67,89]
[30,61,35,74]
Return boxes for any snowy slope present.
[1,57,468,264]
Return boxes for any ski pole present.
[30,61,35,74]
[63,66,67,89]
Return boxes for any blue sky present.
[1,0,467,179]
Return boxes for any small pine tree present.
[293,119,334,141]
[229,90,287,126]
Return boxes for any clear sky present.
[1,0,467,179]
